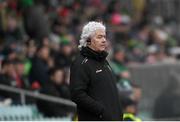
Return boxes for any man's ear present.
[87,37,91,45]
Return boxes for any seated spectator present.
[0,59,20,104]
[146,46,176,64]
[0,14,23,45]
[1,46,18,61]
[13,58,29,89]
[54,39,74,68]
[29,45,51,87]
[110,45,133,93]
[36,67,75,117]
[0,59,16,87]
[130,84,142,103]
[127,44,146,64]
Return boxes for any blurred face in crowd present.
[2,63,15,76]
[42,37,50,46]
[27,44,37,57]
[14,63,25,76]
[125,104,137,115]
[131,87,142,102]
[51,69,64,85]
[88,29,107,52]
[120,71,130,79]
[61,45,73,56]
[114,51,125,62]
[38,46,50,60]
[153,29,167,44]
[7,16,17,31]
[8,52,17,60]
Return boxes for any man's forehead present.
[95,29,106,35]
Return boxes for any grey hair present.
[78,21,106,50]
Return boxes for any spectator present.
[130,84,142,103]
[54,39,74,68]
[110,45,133,94]
[0,59,20,103]
[37,67,74,117]
[1,46,17,61]
[13,58,29,89]
[0,59,16,87]
[0,14,23,45]
[29,45,51,87]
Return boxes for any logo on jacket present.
[96,69,102,73]
[81,58,88,64]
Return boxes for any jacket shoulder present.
[71,54,90,68]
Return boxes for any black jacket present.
[70,47,123,121]
[37,80,75,117]
[29,56,49,85]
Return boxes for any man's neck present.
[87,45,100,53]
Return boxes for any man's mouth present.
[101,45,106,47]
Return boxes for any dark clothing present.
[0,74,21,103]
[0,27,23,45]
[54,52,72,68]
[70,47,123,121]
[29,56,49,86]
[0,74,16,87]
[37,80,75,117]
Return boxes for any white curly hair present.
[78,21,106,50]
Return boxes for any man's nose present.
[102,38,106,43]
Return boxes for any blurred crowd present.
[0,0,180,119]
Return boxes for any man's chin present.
[99,49,106,52]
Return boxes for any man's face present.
[88,29,107,52]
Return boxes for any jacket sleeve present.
[70,61,104,117]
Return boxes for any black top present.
[29,56,49,85]
[36,80,74,117]
[70,47,123,121]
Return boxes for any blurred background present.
[1,0,180,121]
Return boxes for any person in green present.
[110,45,132,92]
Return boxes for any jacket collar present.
[80,46,108,62]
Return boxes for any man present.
[70,21,123,121]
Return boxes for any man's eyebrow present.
[98,34,106,36]
[98,35,103,36]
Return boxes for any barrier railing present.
[0,84,76,108]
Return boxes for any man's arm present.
[70,61,104,117]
